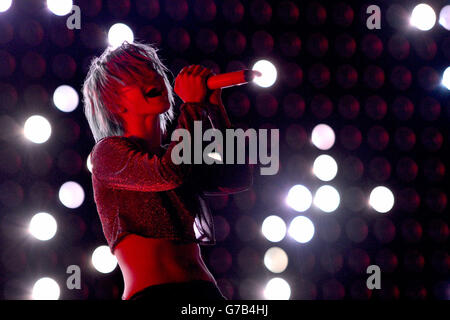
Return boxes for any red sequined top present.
[90,102,253,253]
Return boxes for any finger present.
[191,65,204,76]
[186,65,197,74]
[179,65,190,75]
[199,69,213,81]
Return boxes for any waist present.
[113,234,217,300]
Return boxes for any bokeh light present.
[264,247,288,273]
[91,245,117,273]
[314,185,340,212]
[288,216,315,243]
[47,0,73,16]
[23,115,52,144]
[410,4,436,31]
[442,66,450,90]
[263,277,291,300]
[285,184,312,212]
[311,124,335,150]
[252,60,277,88]
[29,212,57,241]
[369,186,395,213]
[261,215,286,242]
[31,277,60,300]
[53,85,79,112]
[108,23,134,49]
[439,5,450,30]
[313,154,338,181]
[0,0,12,12]
[58,181,85,209]
[86,153,93,173]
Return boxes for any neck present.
[123,114,161,152]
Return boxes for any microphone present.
[206,70,262,90]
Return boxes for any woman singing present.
[82,42,252,300]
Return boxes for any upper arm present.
[91,137,188,192]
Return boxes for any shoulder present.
[91,136,133,158]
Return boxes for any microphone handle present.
[206,70,258,90]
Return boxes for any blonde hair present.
[82,41,175,143]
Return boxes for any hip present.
[127,279,227,301]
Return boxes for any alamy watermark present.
[367,5,381,29]
[170,120,279,176]
[66,265,81,289]
[366,265,381,290]
[66,5,81,30]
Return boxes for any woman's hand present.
[174,65,221,105]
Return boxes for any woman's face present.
[118,67,170,117]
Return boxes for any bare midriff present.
[113,234,217,300]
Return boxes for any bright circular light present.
[23,115,52,144]
[29,212,57,241]
[0,0,12,12]
[410,3,436,31]
[439,5,450,30]
[442,66,450,90]
[369,186,395,213]
[32,277,60,300]
[86,153,93,173]
[311,124,335,150]
[263,277,291,300]
[108,23,134,49]
[285,185,312,212]
[314,185,340,213]
[92,245,117,273]
[288,216,315,243]
[47,0,73,16]
[53,85,79,112]
[261,215,286,242]
[252,60,277,88]
[58,181,85,209]
[264,247,288,273]
[313,154,338,181]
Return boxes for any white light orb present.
[23,115,52,144]
[0,0,12,12]
[58,181,85,209]
[264,247,288,273]
[410,3,436,31]
[108,23,134,49]
[369,186,395,213]
[86,153,93,173]
[311,124,335,150]
[47,0,73,16]
[263,277,291,300]
[207,152,223,162]
[314,185,340,213]
[252,60,277,88]
[92,245,117,273]
[285,185,312,212]
[313,154,338,181]
[288,216,315,243]
[29,212,57,241]
[53,85,79,112]
[261,215,286,242]
[442,66,450,90]
[32,277,60,300]
[439,5,450,30]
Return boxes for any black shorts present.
[128,280,227,301]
